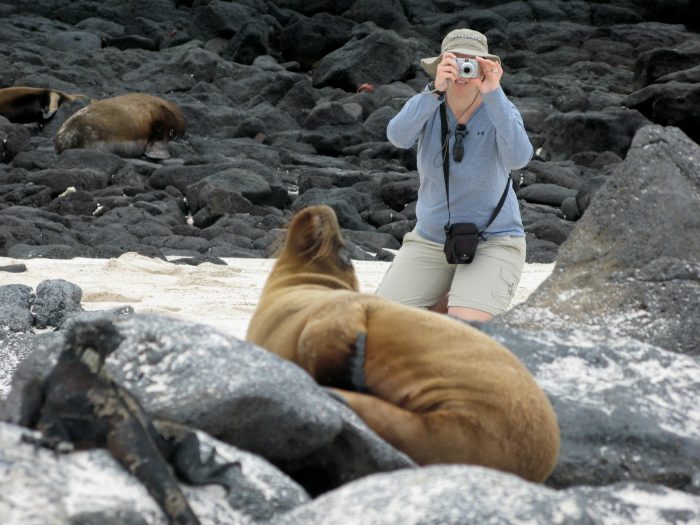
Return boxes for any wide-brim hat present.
[420,28,501,78]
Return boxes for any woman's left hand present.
[474,57,502,94]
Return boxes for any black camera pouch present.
[438,103,512,265]
[444,222,480,264]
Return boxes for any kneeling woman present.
[377,28,532,322]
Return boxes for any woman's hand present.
[434,52,458,92]
[474,57,502,94]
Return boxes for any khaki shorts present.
[376,229,526,315]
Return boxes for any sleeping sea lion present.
[246,205,560,483]
[0,86,84,125]
[18,319,240,525]
[54,93,185,159]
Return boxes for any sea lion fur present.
[54,93,185,159]
[247,205,560,483]
[0,86,84,124]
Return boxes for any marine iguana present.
[18,318,239,525]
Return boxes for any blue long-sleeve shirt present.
[387,86,532,243]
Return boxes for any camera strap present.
[439,101,512,240]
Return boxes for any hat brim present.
[420,50,501,78]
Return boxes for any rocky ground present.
[1,0,697,263]
[1,0,700,524]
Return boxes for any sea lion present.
[246,205,560,483]
[0,86,84,125]
[18,319,239,525]
[54,93,185,159]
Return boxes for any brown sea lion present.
[246,205,560,483]
[0,86,84,124]
[54,93,185,159]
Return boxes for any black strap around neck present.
[439,102,513,239]
[439,102,451,231]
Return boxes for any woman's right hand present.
[434,52,458,92]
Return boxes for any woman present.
[377,28,533,322]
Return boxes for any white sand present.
[0,253,554,339]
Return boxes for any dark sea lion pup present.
[247,205,560,483]
[18,319,240,525]
[0,86,84,125]
[54,93,185,159]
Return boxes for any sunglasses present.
[453,124,468,162]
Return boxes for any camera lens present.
[460,62,474,76]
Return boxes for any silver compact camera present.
[455,58,479,78]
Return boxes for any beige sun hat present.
[420,28,501,78]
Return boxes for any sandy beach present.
[0,253,554,338]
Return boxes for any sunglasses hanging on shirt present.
[453,124,468,162]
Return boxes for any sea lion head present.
[279,205,359,290]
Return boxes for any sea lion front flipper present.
[297,299,369,387]
[145,140,171,160]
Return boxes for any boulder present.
[0,119,31,163]
[0,421,307,524]
[542,107,650,160]
[505,124,700,356]
[517,183,578,207]
[484,321,700,493]
[32,279,84,329]
[0,284,33,332]
[313,24,417,91]
[624,81,700,144]
[275,465,700,525]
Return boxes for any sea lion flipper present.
[331,390,447,464]
[145,140,171,160]
[323,387,351,406]
[297,300,369,387]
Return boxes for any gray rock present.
[625,81,700,144]
[26,168,111,197]
[380,178,419,212]
[0,420,304,524]
[0,330,59,400]
[522,159,584,190]
[511,125,700,355]
[633,40,700,89]
[517,183,578,207]
[524,213,575,246]
[6,243,95,259]
[32,279,84,329]
[42,30,102,52]
[0,284,33,309]
[0,119,32,163]
[275,465,700,525]
[292,187,373,231]
[313,24,416,91]
[481,323,700,494]
[543,107,650,161]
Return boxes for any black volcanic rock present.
[313,24,417,91]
